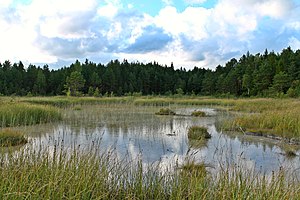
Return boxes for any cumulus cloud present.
[0,0,299,69]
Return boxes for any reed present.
[0,144,299,199]
[0,102,62,127]
[226,100,300,138]
[21,96,133,107]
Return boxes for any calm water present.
[22,104,300,176]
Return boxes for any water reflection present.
[22,105,300,177]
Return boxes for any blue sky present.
[1,0,300,69]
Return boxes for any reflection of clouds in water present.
[25,106,300,178]
[192,125,300,177]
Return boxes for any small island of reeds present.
[155,108,176,115]
[188,126,211,140]
[191,110,206,117]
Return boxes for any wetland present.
[1,96,300,199]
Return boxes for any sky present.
[0,0,300,70]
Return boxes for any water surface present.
[22,104,300,177]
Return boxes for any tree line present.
[0,47,300,97]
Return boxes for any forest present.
[0,47,300,97]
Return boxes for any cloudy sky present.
[1,0,300,70]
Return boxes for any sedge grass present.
[188,126,211,140]
[0,102,62,127]
[228,100,300,139]
[0,143,299,199]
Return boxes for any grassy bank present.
[0,102,62,127]
[223,99,300,139]
[0,129,27,147]
[0,145,299,199]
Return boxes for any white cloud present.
[97,4,119,18]
[0,0,299,69]
[155,6,209,40]
[107,22,122,41]
[0,0,12,7]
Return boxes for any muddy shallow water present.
[20,104,300,177]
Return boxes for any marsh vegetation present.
[188,126,211,140]
[191,110,207,117]
[0,96,300,199]
[155,107,176,115]
[0,129,27,147]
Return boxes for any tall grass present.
[21,96,133,107]
[188,126,211,140]
[0,102,62,127]
[224,99,300,139]
[0,144,299,199]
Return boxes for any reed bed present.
[225,99,300,138]
[21,96,133,107]
[133,97,235,107]
[0,144,299,199]
[0,102,62,127]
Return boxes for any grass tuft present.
[191,110,206,117]
[155,108,176,115]
[188,126,211,140]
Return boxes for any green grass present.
[188,126,211,140]
[0,102,62,127]
[0,129,27,147]
[0,144,299,199]
[155,108,176,115]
